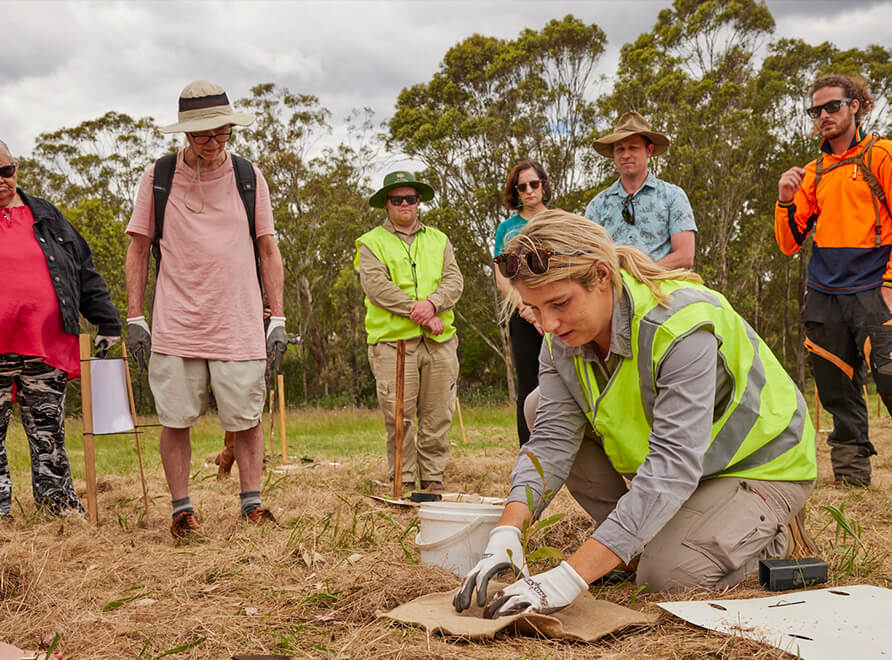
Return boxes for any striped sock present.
[240,491,261,517]
[172,497,193,518]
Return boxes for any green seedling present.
[820,502,886,576]
[509,451,566,575]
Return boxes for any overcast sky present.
[5,0,891,167]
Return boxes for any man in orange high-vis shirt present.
[776,73,892,487]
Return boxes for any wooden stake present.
[813,382,820,433]
[121,342,149,516]
[393,339,406,498]
[268,387,275,456]
[455,396,467,444]
[79,335,99,526]
[277,373,288,465]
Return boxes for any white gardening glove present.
[453,525,528,612]
[126,316,151,371]
[483,560,588,619]
[94,335,121,355]
[266,316,287,374]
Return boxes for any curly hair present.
[811,74,875,124]
[502,160,552,211]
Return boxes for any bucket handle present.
[415,515,492,551]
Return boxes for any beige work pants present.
[368,335,458,484]
[524,388,815,592]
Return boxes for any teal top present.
[493,213,527,257]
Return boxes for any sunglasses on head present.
[515,180,542,193]
[387,194,420,206]
[0,163,16,178]
[806,98,852,119]
[494,249,593,279]
[621,194,635,225]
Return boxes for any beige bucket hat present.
[159,80,255,134]
[593,111,670,158]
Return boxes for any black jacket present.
[18,188,121,337]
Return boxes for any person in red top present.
[775,73,892,487]
[0,139,121,517]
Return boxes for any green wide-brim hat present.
[369,170,435,208]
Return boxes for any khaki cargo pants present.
[524,390,814,592]
[368,335,459,484]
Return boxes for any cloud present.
[4,0,890,161]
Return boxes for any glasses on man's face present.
[806,98,852,119]
[387,194,420,206]
[494,249,593,279]
[0,163,16,179]
[621,194,635,225]
[515,180,542,193]
[189,130,232,145]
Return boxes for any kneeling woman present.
[455,210,816,617]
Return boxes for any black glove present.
[126,316,151,371]
[266,317,287,374]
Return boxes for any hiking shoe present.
[831,476,870,488]
[786,509,819,558]
[242,506,276,524]
[170,511,201,539]
[421,480,445,492]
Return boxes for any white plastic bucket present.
[415,501,504,576]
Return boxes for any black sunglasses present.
[387,194,420,206]
[515,180,542,193]
[806,98,852,119]
[622,194,635,225]
[189,130,232,144]
[0,163,16,178]
[494,249,593,279]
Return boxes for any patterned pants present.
[0,353,83,515]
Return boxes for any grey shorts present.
[148,353,266,431]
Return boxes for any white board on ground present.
[658,584,892,659]
[88,358,135,435]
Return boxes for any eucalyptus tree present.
[389,14,608,393]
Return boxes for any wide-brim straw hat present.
[593,111,670,158]
[159,80,255,134]
[369,171,435,208]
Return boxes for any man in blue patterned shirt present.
[584,112,696,269]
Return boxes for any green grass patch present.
[2,403,516,484]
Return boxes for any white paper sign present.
[658,585,892,659]
[88,358,135,435]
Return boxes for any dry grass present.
[1,410,891,658]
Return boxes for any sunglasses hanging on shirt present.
[622,194,636,225]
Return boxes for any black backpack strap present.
[231,154,257,239]
[151,153,178,276]
[230,154,262,292]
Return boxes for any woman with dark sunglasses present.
[493,160,553,446]
[0,140,120,518]
[457,210,817,617]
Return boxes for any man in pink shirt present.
[125,80,286,539]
